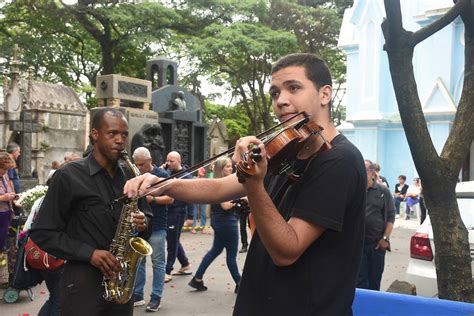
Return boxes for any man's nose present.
[275,91,290,108]
[116,134,127,144]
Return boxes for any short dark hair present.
[6,142,20,154]
[271,53,332,90]
[91,108,125,130]
[398,175,406,181]
[364,159,375,172]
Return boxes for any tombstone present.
[208,119,230,157]
[1,45,88,187]
[96,74,152,110]
[94,74,162,163]
[147,57,208,167]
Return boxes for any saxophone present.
[102,151,153,304]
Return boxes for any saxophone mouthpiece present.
[120,150,130,159]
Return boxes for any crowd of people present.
[0,53,429,316]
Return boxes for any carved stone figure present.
[131,124,165,165]
[170,91,187,111]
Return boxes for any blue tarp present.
[353,289,474,316]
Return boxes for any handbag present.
[24,237,64,270]
[11,235,43,289]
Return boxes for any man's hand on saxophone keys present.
[132,211,147,232]
[90,249,122,278]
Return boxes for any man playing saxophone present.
[30,108,152,316]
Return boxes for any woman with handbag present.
[0,152,16,268]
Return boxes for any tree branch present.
[383,0,443,181]
[382,0,404,50]
[411,0,466,46]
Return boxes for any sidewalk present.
[1,220,420,315]
[394,215,422,231]
[0,229,246,315]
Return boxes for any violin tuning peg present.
[252,147,261,154]
[252,153,262,163]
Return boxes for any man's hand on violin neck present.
[233,136,265,164]
[233,136,268,183]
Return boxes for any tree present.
[382,0,473,301]
[188,21,298,134]
[185,0,346,133]
[0,0,255,106]
[0,1,102,89]
[204,101,251,144]
[0,1,208,83]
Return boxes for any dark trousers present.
[166,213,189,274]
[394,196,404,215]
[357,242,386,291]
[60,262,133,316]
[39,267,63,316]
[239,213,249,247]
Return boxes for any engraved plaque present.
[118,81,147,98]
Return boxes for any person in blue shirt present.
[132,147,173,312]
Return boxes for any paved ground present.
[0,218,421,315]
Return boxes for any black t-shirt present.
[395,183,409,195]
[234,134,366,316]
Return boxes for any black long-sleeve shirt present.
[29,154,152,263]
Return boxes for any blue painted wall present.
[338,0,465,187]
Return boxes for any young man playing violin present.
[124,53,366,316]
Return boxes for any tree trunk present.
[101,41,115,75]
[382,0,473,302]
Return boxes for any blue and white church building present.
[337,0,471,187]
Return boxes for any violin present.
[236,114,331,183]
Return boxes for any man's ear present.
[91,128,99,142]
[319,85,333,107]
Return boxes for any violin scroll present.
[236,119,327,183]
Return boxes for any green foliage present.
[204,101,251,143]
[0,0,348,129]
[266,0,346,81]
[187,20,298,133]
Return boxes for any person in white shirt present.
[404,178,421,220]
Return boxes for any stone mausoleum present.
[1,46,88,187]
[147,57,208,167]
[338,0,470,186]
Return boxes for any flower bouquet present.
[17,185,48,215]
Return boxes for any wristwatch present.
[383,235,390,242]
[152,196,157,204]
